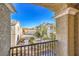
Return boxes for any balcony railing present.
[9,40,57,56]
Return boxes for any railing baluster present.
[34,45,36,56]
[43,44,46,56]
[52,42,54,55]
[39,44,41,55]
[48,43,50,56]
[50,42,51,56]
[48,42,49,56]
[12,48,14,56]
[24,47,26,56]
[32,45,34,56]
[35,45,37,56]
[54,41,55,55]
[20,47,22,56]
[36,45,37,56]
[16,47,18,56]
[43,44,44,56]
[31,46,33,56]
[53,38,56,56]
[45,43,46,56]
[28,46,29,56]
[49,42,51,56]
[37,44,39,56]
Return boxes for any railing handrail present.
[10,40,58,49]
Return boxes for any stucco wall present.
[0,4,11,56]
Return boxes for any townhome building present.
[11,20,23,47]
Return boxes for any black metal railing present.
[9,40,57,56]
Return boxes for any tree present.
[34,24,49,40]
[29,37,35,44]
[50,33,56,40]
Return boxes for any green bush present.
[29,37,35,44]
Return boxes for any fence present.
[10,40,57,56]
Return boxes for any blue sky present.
[11,3,55,28]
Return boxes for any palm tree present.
[34,24,49,40]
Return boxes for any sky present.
[11,3,55,28]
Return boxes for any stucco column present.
[0,4,15,56]
[55,7,79,56]
[74,12,79,55]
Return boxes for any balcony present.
[9,40,57,56]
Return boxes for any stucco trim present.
[55,7,79,19]
[4,3,15,12]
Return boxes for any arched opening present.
[11,3,57,56]
[11,3,56,44]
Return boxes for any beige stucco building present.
[23,28,36,35]
[11,20,23,47]
[0,3,15,56]
[17,28,36,45]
